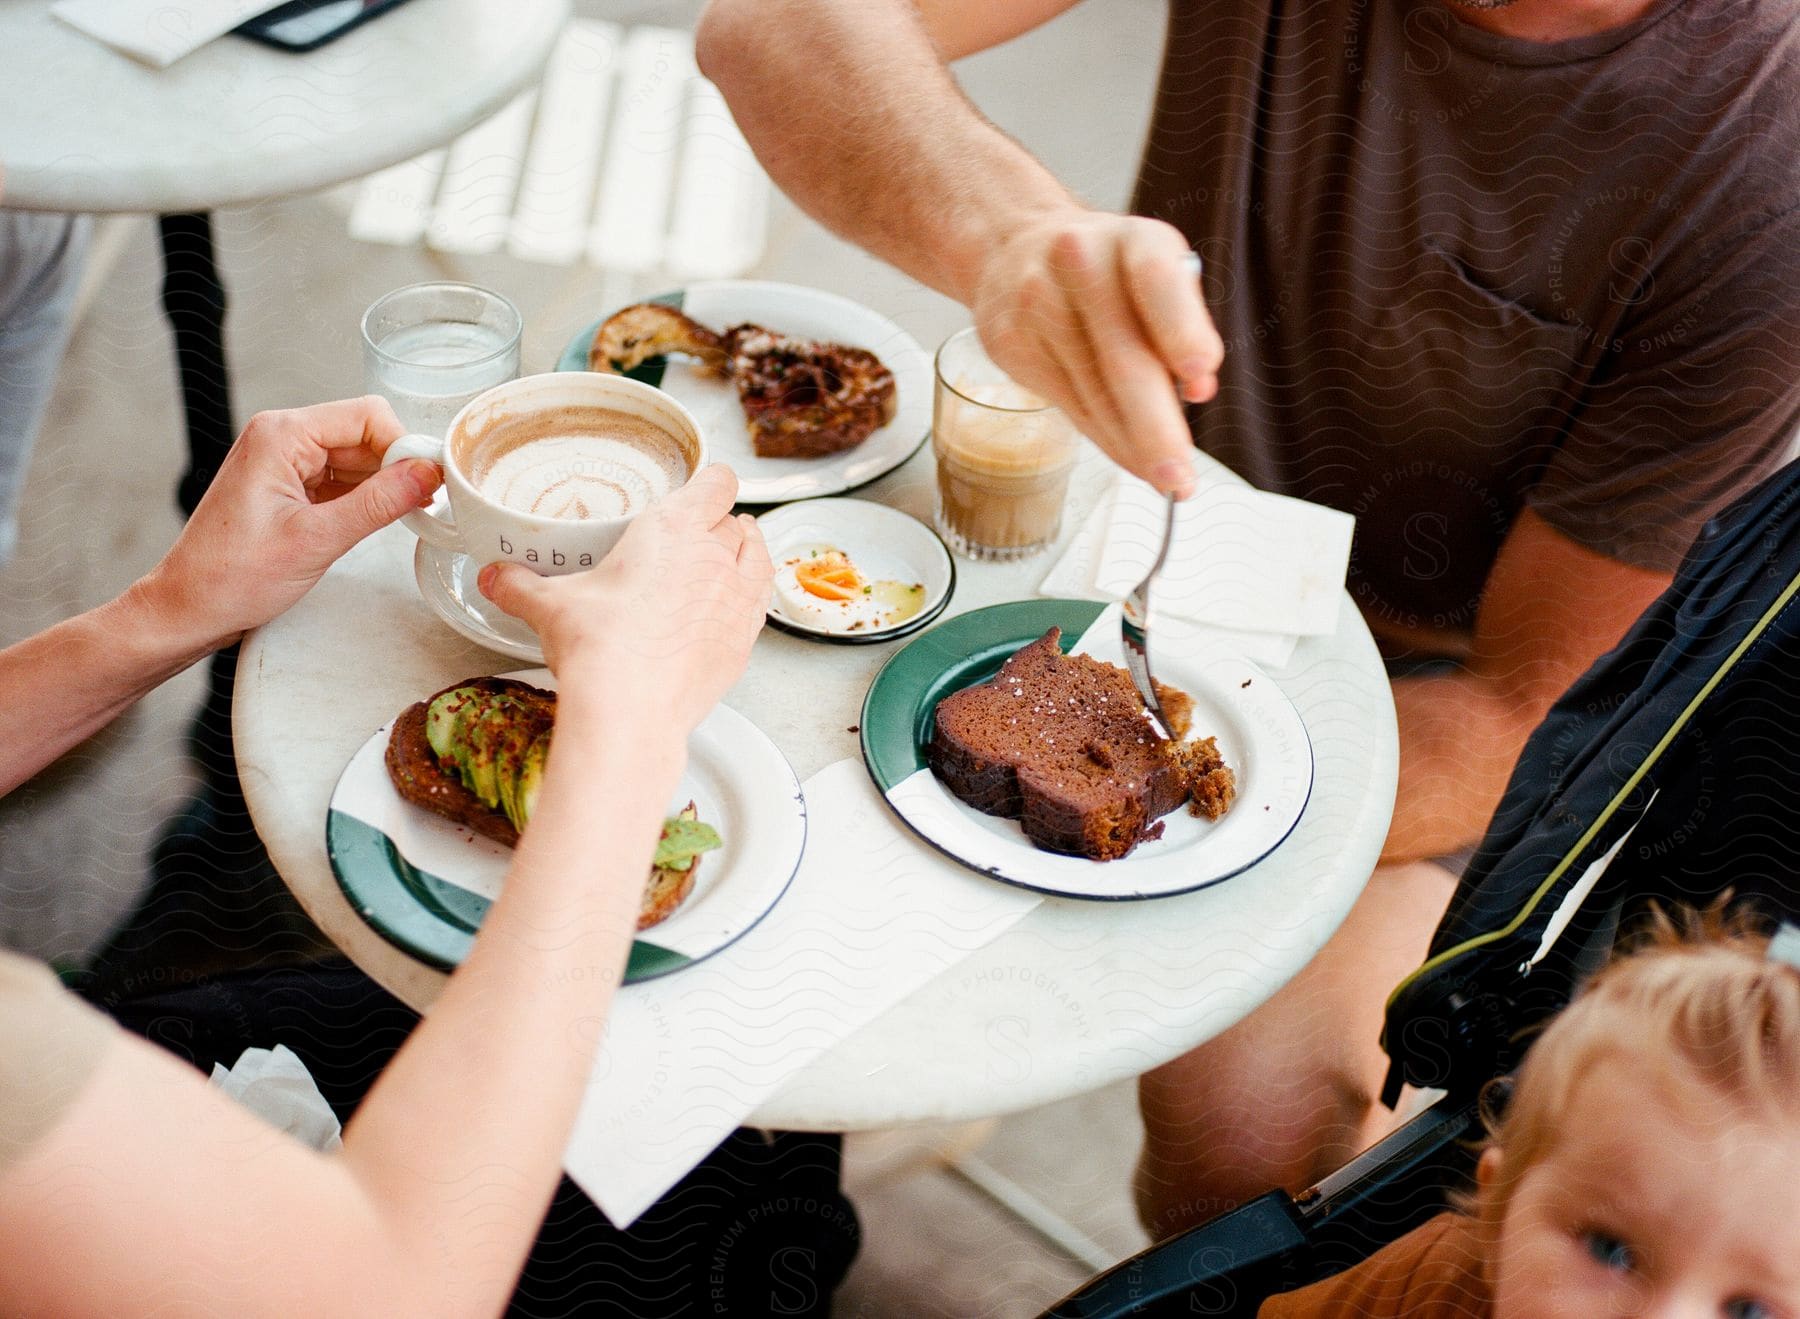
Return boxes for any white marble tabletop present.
[237,441,1399,1132]
[0,0,568,213]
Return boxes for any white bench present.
[347,22,770,280]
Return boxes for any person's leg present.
[1133,859,1456,1239]
[0,210,91,564]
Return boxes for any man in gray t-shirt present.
[699,0,1800,1236]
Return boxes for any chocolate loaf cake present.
[928,629,1198,861]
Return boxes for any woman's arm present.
[0,397,438,795]
[0,425,770,1311]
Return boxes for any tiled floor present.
[1,2,1169,1313]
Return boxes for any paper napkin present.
[563,759,1041,1228]
[1041,455,1354,668]
[211,1044,344,1153]
[52,0,288,68]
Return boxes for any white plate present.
[758,498,956,645]
[557,280,933,505]
[327,668,807,979]
[414,538,545,663]
[861,601,1314,900]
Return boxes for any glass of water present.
[361,282,523,435]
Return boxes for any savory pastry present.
[385,677,719,930]
[587,303,729,377]
[587,304,898,459]
[927,630,1235,861]
[723,324,898,459]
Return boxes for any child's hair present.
[1477,901,1800,1216]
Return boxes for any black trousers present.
[84,961,861,1318]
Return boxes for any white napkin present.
[52,0,289,68]
[564,759,1041,1227]
[1041,455,1354,669]
[210,1044,345,1153]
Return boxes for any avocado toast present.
[385,677,719,930]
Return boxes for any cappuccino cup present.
[381,372,706,573]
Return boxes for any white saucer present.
[757,498,955,645]
[413,539,545,663]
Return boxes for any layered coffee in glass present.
[932,327,1079,561]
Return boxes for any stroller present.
[1042,461,1800,1317]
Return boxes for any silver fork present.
[1120,252,1202,739]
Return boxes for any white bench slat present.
[348,150,446,247]
[426,90,538,255]
[588,26,695,273]
[507,19,621,266]
[666,78,770,280]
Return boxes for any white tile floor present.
[0,3,1171,1311]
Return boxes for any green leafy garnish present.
[654,816,722,871]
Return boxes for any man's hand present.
[969,209,1223,499]
[137,396,440,650]
[478,465,773,739]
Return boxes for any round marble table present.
[237,444,1399,1132]
[0,0,568,213]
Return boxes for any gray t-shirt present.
[1134,0,1800,640]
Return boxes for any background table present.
[0,0,568,501]
[237,443,1399,1132]
[0,0,568,879]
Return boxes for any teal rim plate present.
[556,280,933,506]
[860,600,1315,901]
[328,669,806,980]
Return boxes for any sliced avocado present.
[465,697,525,808]
[425,685,484,761]
[653,804,721,872]
[512,732,550,831]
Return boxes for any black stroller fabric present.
[1385,459,1800,1099]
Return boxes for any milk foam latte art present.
[471,410,690,521]
[379,370,707,580]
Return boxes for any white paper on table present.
[52,0,287,67]
[1041,459,1351,667]
[1040,481,1307,669]
[1097,473,1352,638]
[564,759,1041,1228]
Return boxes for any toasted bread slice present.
[385,678,704,931]
[589,303,729,377]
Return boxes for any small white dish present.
[757,498,955,645]
[414,538,544,663]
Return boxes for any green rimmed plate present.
[328,669,806,980]
[556,281,932,505]
[861,601,1314,900]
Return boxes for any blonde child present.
[1260,908,1800,1317]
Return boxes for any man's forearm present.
[0,581,213,796]
[1381,669,1545,864]
[697,0,1076,303]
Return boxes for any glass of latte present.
[381,372,705,574]
[932,328,1079,561]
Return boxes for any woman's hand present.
[969,207,1222,500]
[477,464,773,738]
[137,396,440,650]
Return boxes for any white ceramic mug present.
[381,371,707,574]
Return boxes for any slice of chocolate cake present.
[928,628,1197,861]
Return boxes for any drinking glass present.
[932,327,1079,561]
[362,282,523,435]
